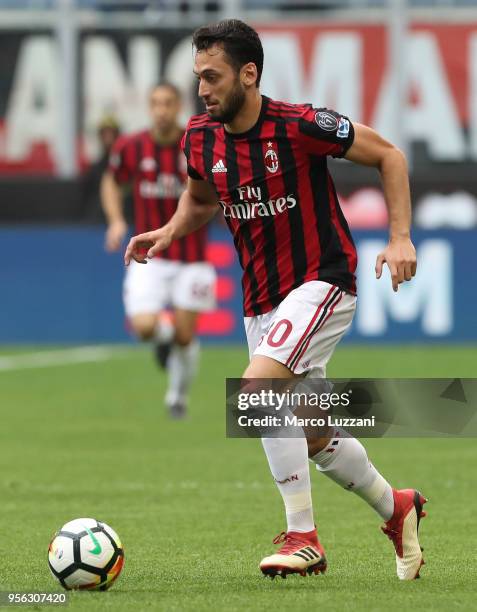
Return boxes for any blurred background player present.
[81,115,121,223]
[101,83,216,418]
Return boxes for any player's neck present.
[224,91,263,135]
[150,125,181,145]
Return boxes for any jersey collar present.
[223,95,270,140]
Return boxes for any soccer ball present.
[48,518,124,590]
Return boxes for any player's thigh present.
[253,281,356,377]
[243,310,301,376]
[243,355,298,379]
[173,308,199,346]
[171,262,216,313]
[123,259,173,319]
[243,309,275,361]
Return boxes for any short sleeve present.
[181,122,205,181]
[108,136,134,184]
[298,107,355,158]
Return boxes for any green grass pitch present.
[1,345,476,611]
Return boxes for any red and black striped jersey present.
[181,96,357,317]
[109,130,207,263]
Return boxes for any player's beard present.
[208,78,245,124]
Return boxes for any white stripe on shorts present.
[285,285,341,371]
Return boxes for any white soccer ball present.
[48,518,124,590]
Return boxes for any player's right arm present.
[101,170,128,252]
[124,177,218,265]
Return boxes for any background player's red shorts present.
[244,281,356,377]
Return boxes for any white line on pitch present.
[0,346,123,372]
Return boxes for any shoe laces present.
[272,531,305,554]
[273,531,287,545]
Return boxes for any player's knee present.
[134,326,154,341]
[307,436,332,457]
[130,317,155,341]
[136,328,154,341]
[174,329,195,346]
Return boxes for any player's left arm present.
[124,177,218,265]
[345,123,417,292]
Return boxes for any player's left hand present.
[375,237,417,292]
[124,226,173,265]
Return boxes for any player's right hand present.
[105,220,128,252]
[124,227,173,265]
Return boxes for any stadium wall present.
[1,174,474,226]
[1,21,477,172]
[0,226,473,344]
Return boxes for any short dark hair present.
[192,19,264,87]
[151,81,181,99]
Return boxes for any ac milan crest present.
[265,142,279,174]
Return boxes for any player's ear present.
[241,62,258,87]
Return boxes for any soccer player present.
[125,22,426,579]
[101,83,216,419]
[82,115,121,223]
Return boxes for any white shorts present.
[123,258,216,317]
[244,281,356,377]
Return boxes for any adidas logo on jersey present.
[212,159,227,173]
